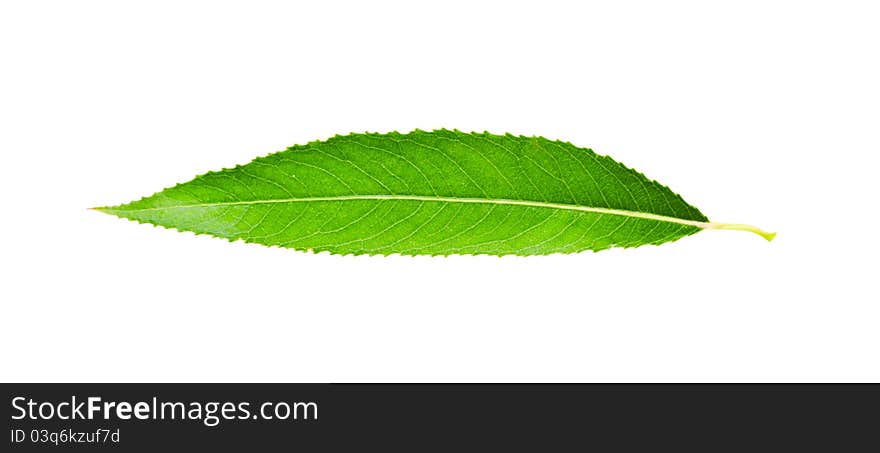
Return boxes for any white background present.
[1,1,878,382]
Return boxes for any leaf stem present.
[704,222,776,241]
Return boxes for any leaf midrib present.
[101,195,712,229]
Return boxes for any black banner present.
[3,384,878,451]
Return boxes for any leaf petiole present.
[703,222,776,241]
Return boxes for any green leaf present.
[95,130,774,255]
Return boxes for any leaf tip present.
[89,206,123,217]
